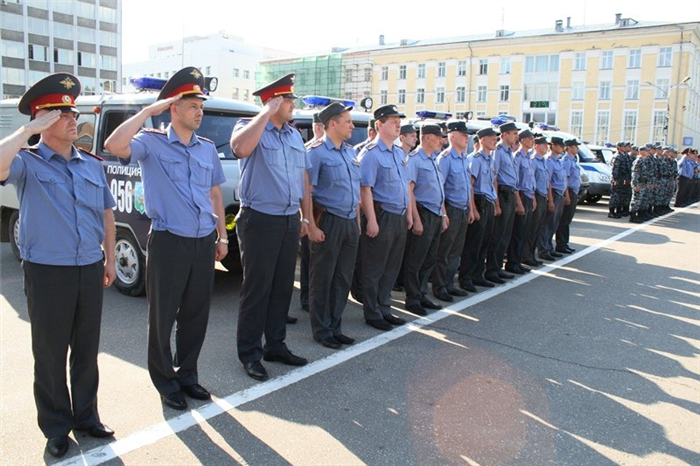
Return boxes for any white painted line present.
[56,203,695,466]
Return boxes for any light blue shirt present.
[678,156,695,178]
[546,153,568,196]
[562,152,581,192]
[126,125,226,238]
[514,148,535,199]
[532,153,549,197]
[468,150,497,202]
[307,136,361,219]
[359,139,409,215]
[438,147,471,210]
[494,142,518,189]
[407,148,445,216]
[2,141,115,265]
[235,119,310,216]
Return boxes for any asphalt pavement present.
[1,200,699,466]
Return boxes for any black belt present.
[498,185,515,193]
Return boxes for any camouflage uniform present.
[629,148,655,223]
[609,149,633,217]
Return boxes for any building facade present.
[1,0,121,98]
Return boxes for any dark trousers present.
[361,210,407,321]
[350,243,363,301]
[300,236,310,308]
[23,260,104,438]
[675,176,691,206]
[404,204,442,306]
[507,194,533,267]
[146,229,215,396]
[309,214,359,341]
[432,205,469,294]
[556,188,578,249]
[538,192,565,255]
[459,195,494,282]
[487,187,516,273]
[524,193,548,261]
[237,208,300,363]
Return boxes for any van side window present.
[74,113,96,152]
[100,111,136,157]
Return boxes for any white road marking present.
[56,205,694,466]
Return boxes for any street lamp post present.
[645,76,691,146]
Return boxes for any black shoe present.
[350,293,363,304]
[484,273,505,284]
[517,265,531,273]
[318,337,342,350]
[550,251,563,258]
[473,277,495,288]
[334,334,355,345]
[162,391,188,410]
[46,436,69,458]
[434,290,454,302]
[286,315,298,324]
[555,248,571,255]
[384,314,406,326]
[182,384,211,400]
[392,285,404,292]
[243,361,269,381]
[497,271,515,279]
[419,298,442,310]
[405,303,428,316]
[447,287,469,297]
[505,265,525,275]
[522,259,540,268]
[78,423,115,438]
[366,319,392,331]
[539,253,556,261]
[459,280,478,293]
[566,246,575,253]
[263,350,308,366]
[608,210,622,218]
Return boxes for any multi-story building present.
[123,31,294,105]
[1,0,121,98]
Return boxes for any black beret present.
[549,136,565,146]
[518,129,534,140]
[420,123,444,137]
[564,138,580,146]
[373,104,405,120]
[446,120,469,134]
[400,124,417,135]
[498,122,518,133]
[477,127,499,138]
[318,102,352,125]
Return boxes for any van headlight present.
[599,173,610,182]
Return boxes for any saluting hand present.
[25,109,62,134]
[262,96,284,116]
[147,94,182,116]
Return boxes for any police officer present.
[459,127,499,292]
[506,128,537,274]
[522,134,550,267]
[609,141,633,218]
[555,138,582,254]
[359,104,411,331]
[306,102,360,349]
[0,73,116,457]
[354,118,377,152]
[105,67,228,409]
[399,123,418,155]
[629,144,654,223]
[538,136,569,261]
[229,73,311,381]
[676,148,695,207]
[432,121,475,301]
[403,123,448,316]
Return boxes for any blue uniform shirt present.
[678,156,695,178]
[532,153,549,197]
[546,153,568,196]
[307,136,361,219]
[514,148,535,199]
[562,152,581,192]
[468,150,497,202]
[438,147,471,210]
[494,142,518,189]
[359,139,409,215]
[2,142,115,265]
[407,148,445,216]
[126,125,226,238]
[235,119,310,216]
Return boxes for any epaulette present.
[20,145,41,157]
[343,142,354,149]
[143,128,167,135]
[310,140,323,149]
[78,147,104,161]
[364,141,378,151]
[197,135,214,145]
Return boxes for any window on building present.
[456,86,465,103]
[77,51,96,67]
[457,60,467,76]
[78,27,96,43]
[399,65,407,80]
[599,80,611,100]
[499,85,510,102]
[500,58,511,74]
[477,86,487,102]
[100,31,117,47]
[164,71,169,78]
[54,22,74,40]
[77,1,96,19]
[658,47,672,67]
[28,17,49,35]
[100,54,116,70]
[1,12,23,32]
[570,111,584,139]
[345,92,353,100]
[364,68,372,81]
[436,87,445,103]
[381,66,388,80]
[53,0,74,14]
[28,71,48,86]
[623,110,638,142]
[233,68,239,78]
[232,88,239,99]
[53,48,73,65]
[243,70,250,79]
[600,51,613,69]
[345,69,353,82]
[655,78,670,98]
[99,5,117,23]
[595,111,610,145]
[626,80,639,100]
[398,89,406,104]
[572,81,584,100]
[479,59,488,75]
[380,90,388,104]
[574,52,586,71]
[26,0,48,9]
[204,66,211,76]
[652,110,666,142]
[82,76,97,95]
[416,88,425,104]
[2,67,25,86]
[628,49,641,68]
[1,40,25,59]
[437,62,446,77]
[417,63,425,79]
[243,89,249,101]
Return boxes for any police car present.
[292,95,373,146]
[0,77,260,296]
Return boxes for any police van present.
[0,78,260,296]
[291,95,373,145]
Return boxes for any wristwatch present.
[216,237,229,244]
[300,217,310,225]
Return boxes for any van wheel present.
[586,195,602,204]
[8,210,21,261]
[113,229,146,296]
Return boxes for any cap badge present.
[60,77,76,89]
[190,69,202,79]
[62,95,72,103]
[193,85,201,92]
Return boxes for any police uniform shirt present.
[359,138,409,214]
[532,153,549,197]
[438,147,471,210]
[468,150,497,202]
[407,148,445,216]
[235,119,309,216]
[307,136,360,219]
[2,142,115,265]
[494,142,518,189]
[562,153,582,193]
[126,124,225,238]
[514,148,535,199]
[678,156,695,178]
[546,153,568,196]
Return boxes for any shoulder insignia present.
[78,147,104,161]
[20,145,41,157]
[310,140,324,149]
[365,142,378,151]
[408,149,418,157]
[142,128,167,135]
[197,135,214,145]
